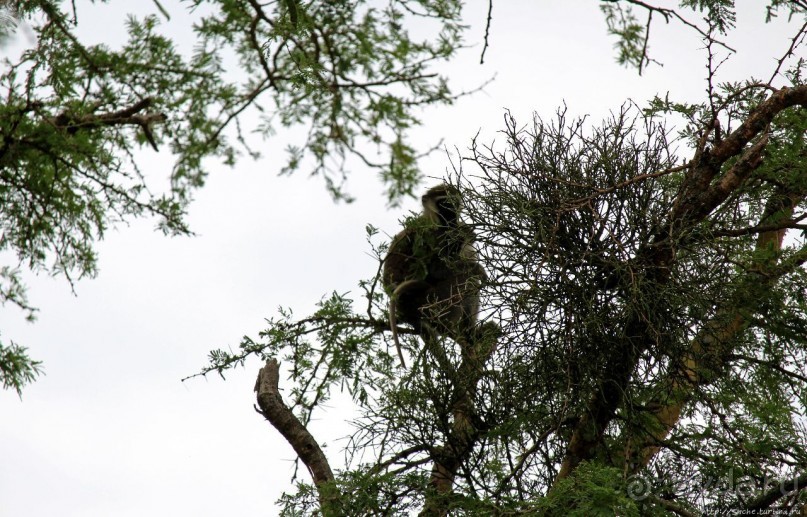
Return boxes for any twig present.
[638,10,652,75]
[479,0,493,65]
[769,18,807,84]
[602,0,736,53]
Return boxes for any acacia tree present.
[196,2,807,514]
[0,0,466,393]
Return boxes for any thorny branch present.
[480,0,493,65]
[769,18,807,84]
[601,0,736,54]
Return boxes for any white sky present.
[0,1,801,516]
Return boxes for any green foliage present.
[766,0,807,21]
[209,83,807,513]
[600,3,646,70]
[599,1,805,74]
[0,0,466,391]
[0,339,42,395]
[2,0,807,513]
[540,462,639,516]
[679,0,736,33]
[0,0,463,270]
[278,468,428,516]
[195,288,396,420]
[186,0,464,202]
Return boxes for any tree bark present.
[555,85,807,483]
[625,187,807,471]
[254,359,339,512]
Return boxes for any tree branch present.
[556,85,807,483]
[254,359,338,507]
[479,0,493,65]
[421,324,500,516]
[625,185,807,471]
[48,97,167,151]
[601,0,736,54]
[743,472,807,512]
[769,18,807,84]
[674,85,807,224]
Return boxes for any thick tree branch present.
[715,86,806,157]
[743,472,807,512]
[625,186,807,471]
[254,359,338,507]
[673,85,807,224]
[555,85,807,483]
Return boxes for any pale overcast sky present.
[0,2,801,516]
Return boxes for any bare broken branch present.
[254,359,338,505]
